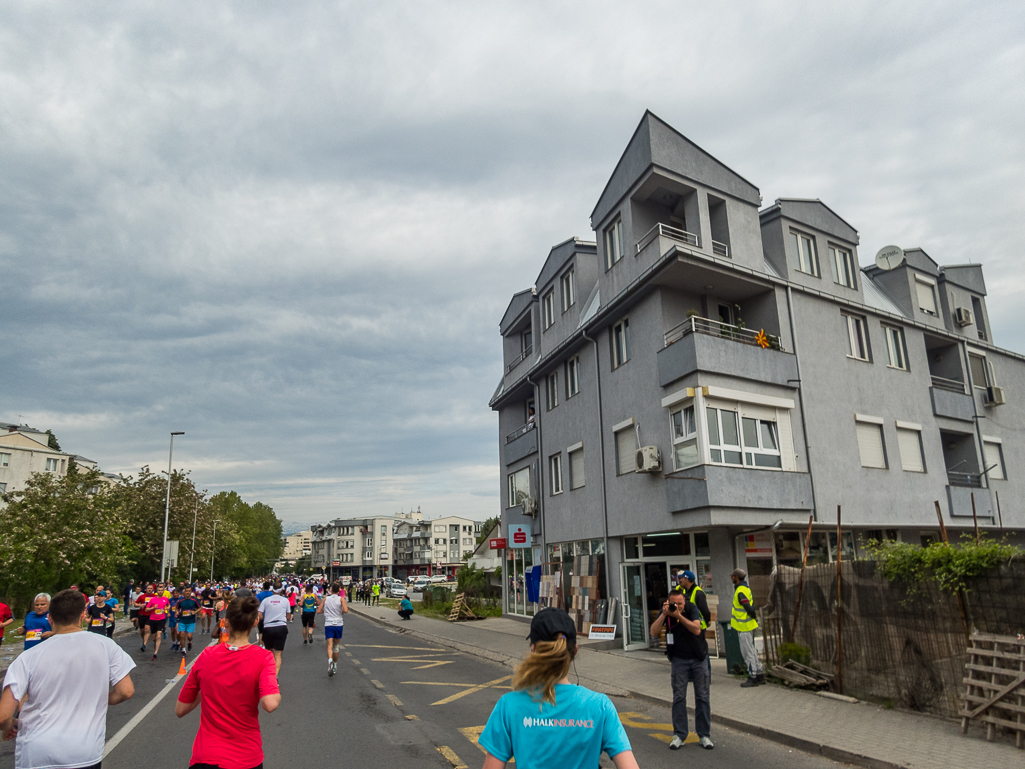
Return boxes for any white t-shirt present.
[322,595,345,626]
[258,594,290,627]
[2,631,135,769]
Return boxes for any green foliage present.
[457,562,486,594]
[45,429,61,451]
[864,536,1023,596]
[777,642,812,666]
[476,516,500,546]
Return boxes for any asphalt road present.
[1,614,846,768]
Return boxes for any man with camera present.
[650,586,713,751]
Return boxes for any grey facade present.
[489,111,1025,650]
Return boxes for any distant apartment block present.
[0,422,114,499]
[280,530,312,561]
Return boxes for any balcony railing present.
[948,471,983,488]
[505,345,533,374]
[663,316,784,351]
[505,421,535,444]
[711,240,729,258]
[931,375,968,394]
[636,223,700,254]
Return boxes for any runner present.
[176,586,200,654]
[299,584,321,645]
[255,581,274,646]
[129,584,142,628]
[257,583,290,676]
[285,582,299,623]
[85,588,113,636]
[371,580,381,606]
[104,590,120,639]
[16,594,53,649]
[317,582,348,677]
[141,584,170,660]
[136,584,154,648]
[200,584,215,634]
[169,588,181,651]
[215,589,231,644]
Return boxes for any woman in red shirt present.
[175,596,281,769]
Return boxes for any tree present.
[45,429,61,451]
[476,516,500,546]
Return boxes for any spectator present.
[0,589,135,769]
[176,596,281,769]
[0,600,13,647]
[16,595,53,650]
[398,596,414,621]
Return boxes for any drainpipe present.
[958,340,996,526]
[785,286,818,524]
[526,374,544,566]
[582,330,612,576]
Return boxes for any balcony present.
[666,464,813,514]
[504,423,537,464]
[947,471,983,488]
[946,485,993,519]
[657,317,796,388]
[506,345,533,375]
[636,223,700,255]
[930,383,975,422]
[711,240,729,258]
[931,375,967,394]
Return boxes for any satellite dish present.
[875,245,905,271]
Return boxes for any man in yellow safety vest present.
[730,568,764,687]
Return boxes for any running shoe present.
[140,645,146,652]
[187,642,192,652]
[151,654,158,661]
[328,661,334,677]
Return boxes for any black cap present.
[527,607,577,646]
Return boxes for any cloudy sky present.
[2,1,1022,528]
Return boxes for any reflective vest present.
[731,584,758,632]
[684,585,708,630]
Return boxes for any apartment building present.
[489,111,1024,650]
[393,514,483,580]
[0,423,113,497]
[280,530,312,561]
[310,516,396,581]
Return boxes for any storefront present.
[505,545,536,616]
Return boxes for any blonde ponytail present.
[512,636,575,706]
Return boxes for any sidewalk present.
[348,601,1023,769]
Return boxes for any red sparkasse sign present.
[489,538,507,549]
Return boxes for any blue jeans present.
[671,656,711,739]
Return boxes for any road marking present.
[347,644,444,650]
[412,660,453,669]
[458,726,486,754]
[437,746,467,769]
[618,712,697,744]
[351,659,361,665]
[371,679,386,690]
[345,652,352,657]
[387,694,403,707]
[360,668,371,675]
[430,675,513,706]
[405,714,419,721]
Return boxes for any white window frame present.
[549,453,563,495]
[604,218,624,270]
[982,437,1006,481]
[968,352,991,390]
[843,312,870,361]
[830,244,856,288]
[507,466,530,508]
[561,269,575,312]
[883,324,909,371]
[566,356,580,398]
[611,318,630,369]
[915,275,938,316]
[705,407,743,466]
[670,404,699,470]
[542,290,555,330]
[45,457,60,472]
[0,482,6,493]
[854,414,888,469]
[0,452,9,467]
[568,444,585,489]
[895,422,925,473]
[546,371,559,411]
[790,229,820,276]
[614,422,636,476]
[741,415,782,469]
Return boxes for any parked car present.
[429,575,448,583]
[411,579,430,592]
[387,584,407,599]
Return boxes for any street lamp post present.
[210,519,221,582]
[189,497,198,582]
[161,431,185,583]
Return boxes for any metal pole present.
[995,491,1003,531]
[161,431,185,583]
[970,492,980,544]
[835,505,843,695]
[935,500,971,645]
[189,497,198,583]
[789,514,815,643]
[210,520,220,582]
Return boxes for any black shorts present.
[257,619,264,634]
[148,618,167,632]
[301,613,316,628]
[130,609,140,619]
[262,625,288,651]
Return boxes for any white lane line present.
[103,642,213,758]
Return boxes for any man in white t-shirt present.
[317,582,348,677]
[0,589,136,769]
[258,583,291,676]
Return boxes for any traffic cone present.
[177,657,187,676]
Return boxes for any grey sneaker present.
[328,662,334,677]
[699,736,714,750]
[668,735,684,750]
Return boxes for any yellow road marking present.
[351,659,361,665]
[344,652,352,657]
[618,711,672,731]
[360,668,370,675]
[371,679,385,690]
[347,644,444,650]
[405,714,419,721]
[437,746,467,769]
[387,694,403,707]
[431,675,513,706]
[458,727,515,763]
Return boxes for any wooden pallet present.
[960,632,1025,748]
[448,593,478,622]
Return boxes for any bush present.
[777,642,811,666]
[863,536,1023,596]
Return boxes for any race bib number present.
[182,610,194,618]
[92,619,103,626]
[26,630,41,641]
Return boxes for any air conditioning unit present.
[984,386,1006,406]
[520,496,538,517]
[635,445,662,473]
[954,307,973,327]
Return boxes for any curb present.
[348,604,905,769]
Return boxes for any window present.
[615,426,635,475]
[546,371,559,411]
[706,408,742,465]
[0,483,6,493]
[983,439,1006,480]
[549,454,563,495]
[883,325,909,370]
[896,424,925,472]
[604,218,624,269]
[831,245,856,288]
[569,448,585,489]
[45,458,60,472]
[566,356,580,398]
[855,416,887,469]
[790,230,820,276]
[507,466,530,508]
[915,276,938,315]
[543,290,555,330]
[611,318,630,369]
[522,327,532,354]
[968,353,990,389]
[972,297,987,341]
[0,452,9,467]
[670,405,699,470]
[381,526,387,535]
[843,313,870,361]
[561,269,575,312]
[434,525,446,532]
[742,416,782,468]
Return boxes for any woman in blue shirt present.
[480,608,638,769]
[17,593,53,650]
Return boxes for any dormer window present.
[522,328,532,354]
[604,218,624,270]
[789,229,820,277]
[830,245,856,288]
[914,275,938,316]
[561,269,575,312]
[542,290,555,330]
